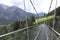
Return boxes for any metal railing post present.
[23,0,29,40]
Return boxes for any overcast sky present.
[0,0,60,14]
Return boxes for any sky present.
[0,0,60,14]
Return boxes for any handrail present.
[47,25,60,36]
[51,28,60,36]
[0,25,35,38]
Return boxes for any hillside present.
[47,6,60,16]
[46,6,60,33]
[0,4,45,25]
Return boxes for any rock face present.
[0,4,45,25]
[0,4,36,25]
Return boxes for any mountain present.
[0,4,36,25]
[35,12,45,18]
[38,12,45,17]
[0,4,45,25]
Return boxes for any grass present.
[34,15,54,24]
[34,14,60,34]
[55,16,60,33]
[56,16,60,20]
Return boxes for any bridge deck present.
[0,24,59,40]
[29,24,57,40]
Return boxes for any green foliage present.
[0,25,8,35]
[46,6,60,33]
[0,15,36,40]
[10,21,20,31]
[28,16,35,26]
[20,20,26,28]
[47,7,60,16]
[56,7,60,16]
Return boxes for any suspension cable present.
[46,0,53,26]
[53,0,57,29]
[29,0,37,14]
[48,0,53,13]
[52,0,57,40]
[23,0,29,40]
[29,0,40,24]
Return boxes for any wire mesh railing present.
[0,24,41,40]
[46,24,60,40]
[0,26,29,40]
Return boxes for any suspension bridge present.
[0,0,60,40]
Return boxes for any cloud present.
[27,0,51,13]
[0,0,12,6]
[0,0,60,13]
[11,0,23,6]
